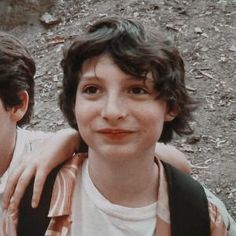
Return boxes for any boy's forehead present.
[80,54,154,82]
[81,54,114,73]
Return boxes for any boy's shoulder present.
[204,187,236,235]
[17,153,85,235]
[7,128,51,175]
[16,128,53,151]
[162,161,231,235]
[17,128,53,142]
[162,161,211,236]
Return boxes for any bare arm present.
[155,143,191,174]
[3,128,80,212]
[3,138,191,216]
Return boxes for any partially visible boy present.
[0,31,82,234]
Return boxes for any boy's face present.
[74,54,175,159]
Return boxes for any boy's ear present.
[10,91,29,122]
[164,105,179,122]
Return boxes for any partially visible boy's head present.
[0,31,35,126]
[59,17,196,143]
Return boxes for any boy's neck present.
[88,150,159,207]
[0,130,16,177]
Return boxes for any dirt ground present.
[1,0,235,219]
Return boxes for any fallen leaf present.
[47,36,65,46]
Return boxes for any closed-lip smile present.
[97,128,134,134]
[96,128,135,140]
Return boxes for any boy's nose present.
[101,95,127,122]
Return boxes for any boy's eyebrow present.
[80,72,154,83]
[80,72,100,81]
[125,75,155,86]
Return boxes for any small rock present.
[40,12,60,26]
[99,13,108,17]
[214,26,220,32]
[181,144,194,153]
[53,76,59,82]
[216,188,221,194]
[57,120,64,126]
[229,45,236,52]
[194,27,203,34]
[201,46,209,52]
[220,55,227,62]
[186,136,201,144]
[202,33,208,38]
[57,82,62,88]
[166,23,179,31]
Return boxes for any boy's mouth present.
[97,128,134,133]
[97,128,135,139]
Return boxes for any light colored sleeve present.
[22,129,53,142]
[20,128,53,150]
[209,201,229,236]
[205,188,236,236]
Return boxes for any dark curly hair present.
[59,17,196,145]
[0,31,35,126]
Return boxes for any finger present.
[32,170,48,208]
[8,203,19,225]
[8,167,35,211]
[2,165,25,209]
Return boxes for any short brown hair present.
[0,31,35,126]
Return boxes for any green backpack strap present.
[162,161,211,236]
[17,166,60,236]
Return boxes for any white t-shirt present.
[70,159,170,236]
[69,158,236,236]
[0,128,51,217]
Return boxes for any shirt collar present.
[48,154,87,217]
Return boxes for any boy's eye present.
[83,86,100,94]
[129,87,148,94]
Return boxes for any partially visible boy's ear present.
[10,90,29,122]
[164,105,179,122]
